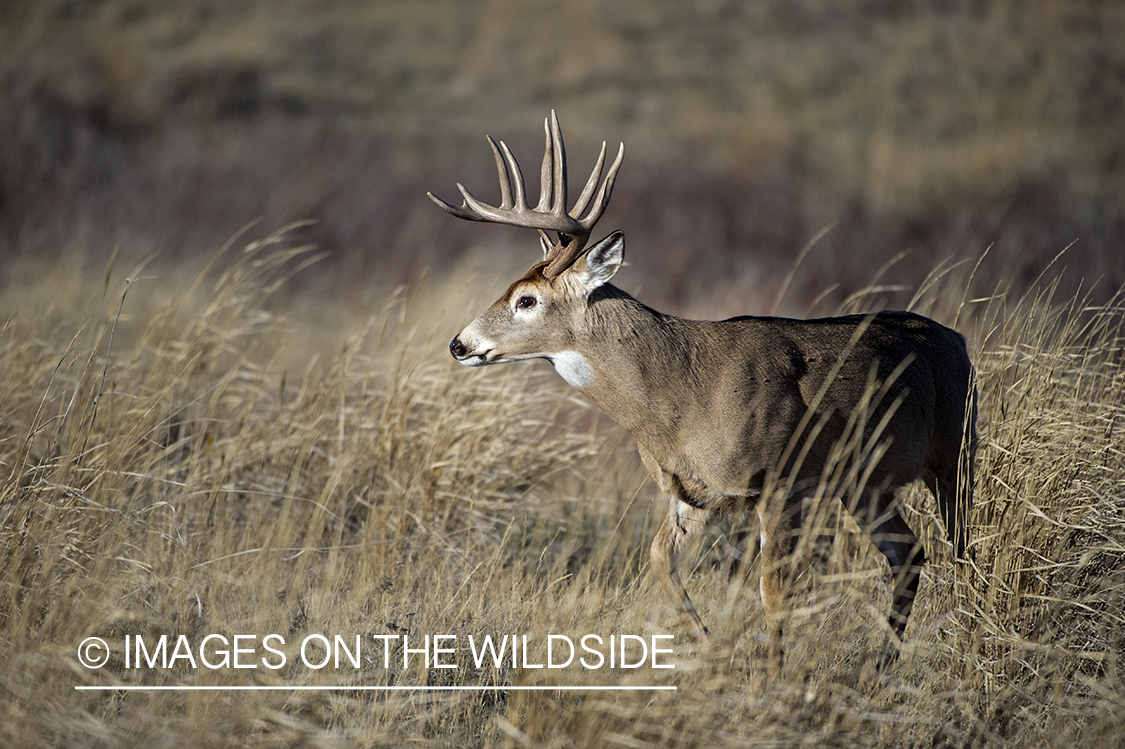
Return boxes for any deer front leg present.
[757,491,802,680]
[650,498,713,643]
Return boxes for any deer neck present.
[561,285,706,447]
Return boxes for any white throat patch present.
[550,351,595,388]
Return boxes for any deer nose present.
[449,337,467,359]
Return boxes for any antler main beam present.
[427,111,624,278]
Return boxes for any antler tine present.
[549,110,567,219]
[426,187,486,221]
[571,141,607,219]
[577,142,624,232]
[497,140,527,212]
[535,117,554,212]
[487,136,513,210]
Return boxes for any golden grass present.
[1,229,1123,747]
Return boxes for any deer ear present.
[570,232,624,295]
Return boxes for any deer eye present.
[516,295,537,310]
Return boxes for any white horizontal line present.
[75,685,676,692]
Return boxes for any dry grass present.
[1,229,1123,748]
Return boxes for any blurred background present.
[1,0,1123,313]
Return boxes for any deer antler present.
[427,111,624,279]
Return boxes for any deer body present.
[433,113,977,678]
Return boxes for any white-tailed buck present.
[430,112,977,678]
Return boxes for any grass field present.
[1,226,1122,747]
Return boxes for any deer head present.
[428,112,624,381]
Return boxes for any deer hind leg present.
[650,499,714,642]
[925,460,973,561]
[925,387,978,561]
[756,491,803,680]
[860,491,925,663]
